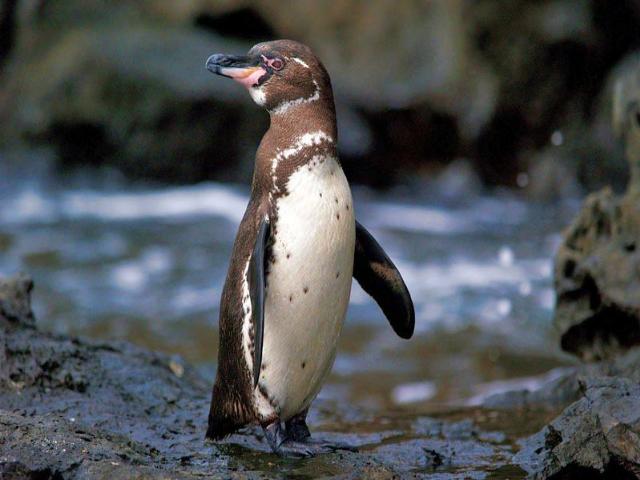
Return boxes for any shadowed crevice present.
[560,305,640,361]
[194,8,276,42]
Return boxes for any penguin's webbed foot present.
[262,416,358,458]
[284,410,311,442]
[277,440,320,458]
[261,420,318,458]
[284,410,358,453]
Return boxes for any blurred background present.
[1,0,639,413]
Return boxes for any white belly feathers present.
[252,155,355,421]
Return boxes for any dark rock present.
[2,1,640,188]
[0,22,265,184]
[483,348,640,477]
[515,375,640,478]
[481,369,582,410]
[0,275,514,478]
[554,58,640,360]
[0,0,18,71]
[482,348,640,411]
[0,272,34,326]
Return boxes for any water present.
[0,152,579,414]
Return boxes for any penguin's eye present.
[269,58,284,71]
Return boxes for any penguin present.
[204,40,414,457]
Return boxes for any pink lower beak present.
[218,66,267,88]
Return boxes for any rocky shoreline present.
[2,274,640,479]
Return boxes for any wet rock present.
[481,369,582,411]
[0,274,514,478]
[0,273,34,327]
[371,437,509,477]
[554,57,640,360]
[515,375,640,479]
[477,348,640,477]
[482,348,640,411]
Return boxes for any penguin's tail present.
[206,413,240,440]
[205,383,253,440]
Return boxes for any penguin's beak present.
[206,54,266,88]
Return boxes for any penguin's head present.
[206,40,331,114]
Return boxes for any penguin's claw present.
[276,440,320,458]
[262,416,357,457]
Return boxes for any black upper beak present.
[205,54,259,77]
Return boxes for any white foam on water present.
[1,182,249,224]
[394,257,553,297]
[364,202,472,234]
[171,286,218,314]
[108,247,174,292]
[1,190,56,223]
[362,195,530,234]
[62,184,248,222]
[498,246,515,266]
[373,255,555,332]
[537,287,556,311]
[110,262,147,291]
[392,381,437,405]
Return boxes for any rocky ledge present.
[0,274,514,479]
[2,274,640,479]
[553,59,640,362]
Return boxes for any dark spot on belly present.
[261,363,267,371]
[319,192,323,198]
[301,361,306,369]
[303,286,309,294]
[289,294,293,302]
[346,205,350,211]
[286,253,291,259]
[336,271,340,278]
[258,383,280,411]
[334,197,338,204]
[336,213,340,220]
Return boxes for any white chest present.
[253,156,355,420]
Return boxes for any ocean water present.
[0,153,580,412]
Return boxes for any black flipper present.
[353,221,415,339]
[248,216,270,388]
